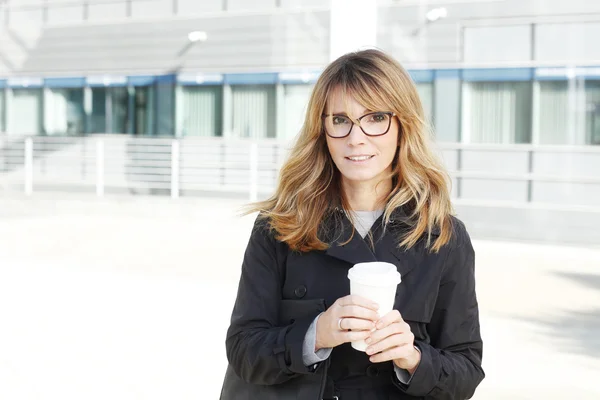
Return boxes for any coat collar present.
[323,206,440,279]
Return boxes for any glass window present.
[231,85,276,139]
[0,89,5,133]
[110,87,129,134]
[182,85,223,137]
[45,88,85,136]
[89,87,130,134]
[282,84,313,140]
[586,81,600,145]
[464,81,532,144]
[537,81,569,145]
[536,79,596,145]
[415,82,433,124]
[90,87,107,133]
[155,82,175,137]
[133,86,154,136]
[8,88,43,135]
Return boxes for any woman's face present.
[324,87,399,188]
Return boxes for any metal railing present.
[1,135,599,209]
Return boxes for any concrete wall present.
[2,1,600,78]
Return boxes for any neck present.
[342,178,392,211]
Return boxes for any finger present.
[366,322,408,346]
[338,295,380,311]
[340,329,371,343]
[375,309,403,330]
[340,304,380,321]
[366,332,413,357]
[369,343,415,364]
[339,317,376,332]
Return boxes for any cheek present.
[326,138,342,160]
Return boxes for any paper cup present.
[347,261,401,351]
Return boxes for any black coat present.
[220,208,484,400]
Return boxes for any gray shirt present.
[301,209,419,384]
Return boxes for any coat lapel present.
[324,211,377,265]
[323,206,441,279]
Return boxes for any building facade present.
[1,0,599,245]
[0,0,598,146]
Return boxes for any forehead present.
[326,87,368,114]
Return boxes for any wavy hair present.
[244,49,454,253]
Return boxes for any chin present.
[339,170,382,183]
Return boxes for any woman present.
[220,49,484,400]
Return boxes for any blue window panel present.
[45,77,86,88]
[408,70,434,83]
[0,79,6,88]
[534,66,600,81]
[577,67,600,79]
[86,76,127,87]
[224,73,278,85]
[278,71,321,84]
[178,73,224,86]
[7,77,44,88]
[155,74,176,84]
[463,68,533,82]
[127,75,157,86]
[434,69,461,80]
[534,67,569,81]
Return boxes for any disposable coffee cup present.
[347,261,401,352]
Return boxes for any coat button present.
[366,365,379,377]
[294,285,307,298]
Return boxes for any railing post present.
[171,140,180,199]
[24,137,33,195]
[249,142,258,202]
[96,139,104,197]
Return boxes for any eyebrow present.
[330,109,372,116]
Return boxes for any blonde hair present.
[244,49,454,253]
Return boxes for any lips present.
[346,155,375,161]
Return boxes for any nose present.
[346,122,367,146]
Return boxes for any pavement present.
[0,193,598,399]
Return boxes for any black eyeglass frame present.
[321,111,397,138]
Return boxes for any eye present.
[367,113,387,123]
[332,116,350,125]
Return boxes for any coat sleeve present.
[393,220,485,399]
[225,216,326,386]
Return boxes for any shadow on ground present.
[507,271,600,359]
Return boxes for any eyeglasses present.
[322,111,396,138]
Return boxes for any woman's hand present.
[315,295,380,351]
[365,310,421,374]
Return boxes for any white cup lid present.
[347,261,401,287]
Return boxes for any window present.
[133,86,154,136]
[586,81,600,145]
[463,82,532,144]
[181,85,223,137]
[231,85,276,139]
[89,87,131,134]
[536,79,600,145]
[8,88,43,135]
[282,84,313,140]
[45,88,85,136]
[415,82,433,124]
[0,90,5,133]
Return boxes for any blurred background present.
[0,0,599,399]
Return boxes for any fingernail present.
[366,347,373,355]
